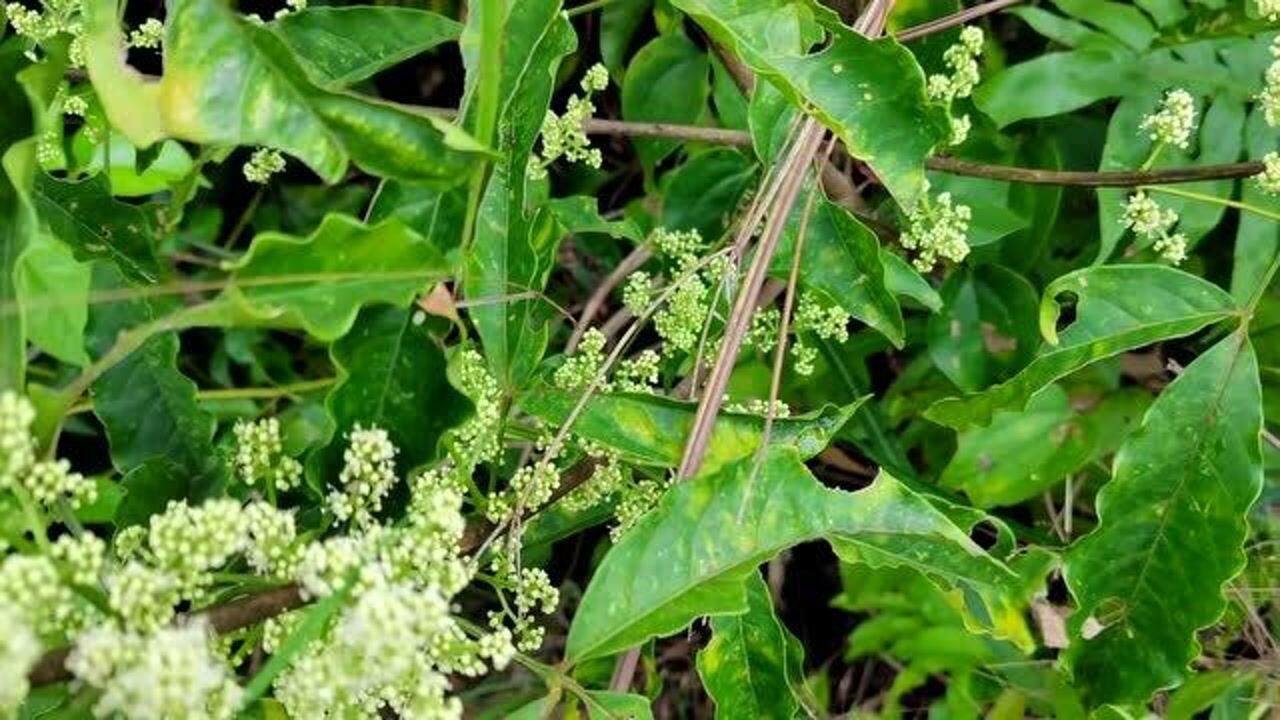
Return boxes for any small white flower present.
[243,147,286,183]
[1139,89,1197,149]
[1255,151,1280,194]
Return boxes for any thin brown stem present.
[893,0,1025,42]
[566,244,653,353]
[927,156,1265,187]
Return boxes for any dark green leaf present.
[1064,330,1262,705]
[622,32,710,168]
[674,0,950,204]
[270,7,461,87]
[925,265,1237,429]
[309,305,468,486]
[926,265,1038,393]
[565,446,1019,662]
[660,148,757,241]
[33,173,163,284]
[1231,108,1280,303]
[227,214,448,342]
[523,387,861,474]
[366,181,469,256]
[83,0,483,184]
[696,573,803,720]
[548,196,644,241]
[939,385,1149,508]
[87,264,225,510]
[771,198,906,347]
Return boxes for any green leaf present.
[881,250,942,311]
[269,7,462,87]
[226,214,447,342]
[87,264,225,510]
[565,445,1016,663]
[1064,330,1263,705]
[0,41,39,392]
[601,0,651,81]
[16,232,92,365]
[925,265,1237,429]
[32,173,163,284]
[308,305,469,486]
[673,0,950,204]
[366,182,469,256]
[522,387,862,475]
[1231,108,1280,303]
[939,385,1149,508]
[1050,0,1157,51]
[82,0,482,184]
[462,0,576,388]
[696,573,803,720]
[769,197,906,347]
[548,196,644,241]
[661,148,757,241]
[1096,93,1245,263]
[584,692,654,720]
[622,32,711,169]
[926,265,1038,393]
[466,169,564,389]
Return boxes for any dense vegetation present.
[0,0,1278,716]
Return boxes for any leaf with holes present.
[1064,330,1262,705]
[925,265,1238,429]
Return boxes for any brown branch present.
[925,156,1266,187]
[29,459,598,689]
[894,0,1025,42]
[578,119,1267,187]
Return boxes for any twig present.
[894,0,1025,42]
[566,244,653,353]
[931,157,1266,187]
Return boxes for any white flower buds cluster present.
[0,391,96,508]
[927,26,984,145]
[1258,38,1280,128]
[901,184,973,272]
[232,417,302,494]
[1255,151,1280,195]
[1120,190,1187,265]
[328,424,398,526]
[1139,89,1197,150]
[530,63,610,179]
[243,147,286,183]
[127,17,163,49]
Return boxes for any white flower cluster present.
[1120,190,1187,265]
[0,391,96,508]
[1256,151,1280,195]
[725,398,792,418]
[450,348,504,469]
[926,27,984,145]
[328,425,398,527]
[127,17,163,49]
[1258,38,1280,128]
[0,603,40,717]
[615,348,661,393]
[61,93,88,117]
[0,391,542,719]
[243,147,286,183]
[232,417,302,495]
[1261,0,1280,23]
[900,184,972,272]
[1139,89,1197,150]
[4,0,86,65]
[612,476,671,541]
[530,63,610,179]
[68,621,240,720]
[554,328,609,391]
[562,441,629,512]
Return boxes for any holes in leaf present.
[967,519,1000,551]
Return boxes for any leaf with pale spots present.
[565,445,1024,663]
[1063,330,1263,705]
